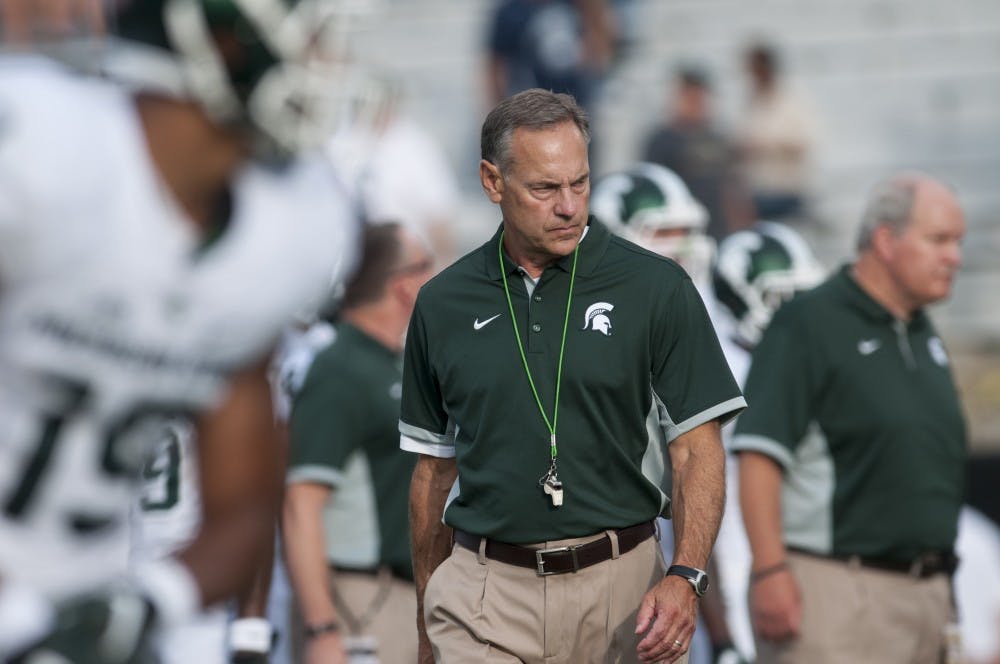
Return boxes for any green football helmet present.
[713,221,825,348]
[104,0,357,158]
[591,162,715,285]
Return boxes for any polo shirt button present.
[534,294,542,302]
[532,323,542,333]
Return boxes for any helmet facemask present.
[106,0,357,161]
[592,163,716,284]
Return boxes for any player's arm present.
[282,482,347,664]
[177,360,283,606]
[410,454,457,664]
[228,418,287,663]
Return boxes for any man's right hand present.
[306,631,348,664]
[748,567,802,642]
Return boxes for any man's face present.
[883,187,965,308]
[481,121,590,265]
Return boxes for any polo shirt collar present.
[484,215,611,281]
[835,263,929,329]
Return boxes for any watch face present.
[668,565,710,596]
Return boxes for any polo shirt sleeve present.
[399,300,455,458]
[286,352,363,488]
[650,276,746,443]
[731,302,816,469]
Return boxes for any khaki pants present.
[291,568,418,663]
[756,551,953,664]
[423,531,688,664]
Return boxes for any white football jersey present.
[131,419,201,562]
[0,56,357,601]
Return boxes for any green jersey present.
[733,266,966,561]
[289,323,414,580]
[400,219,744,543]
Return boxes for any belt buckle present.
[535,544,581,576]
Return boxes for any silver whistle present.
[543,475,564,507]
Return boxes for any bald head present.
[852,172,965,316]
[856,173,960,253]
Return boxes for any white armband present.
[229,617,274,653]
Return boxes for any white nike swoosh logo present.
[857,339,881,355]
[473,314,502,330]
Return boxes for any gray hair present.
[481,88,590,174]
[856,174,922,252]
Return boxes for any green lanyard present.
[498,231,579,494]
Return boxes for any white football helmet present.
[103,0,370,159]
[713,221,825,348]
[591,162,715,284]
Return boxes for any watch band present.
[666,564,710,597]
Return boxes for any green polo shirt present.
[732,265,966,562]
[399,218,745,543]
[289,323,414,580]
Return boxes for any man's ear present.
[871,223,898,262]
[480,159,504,204]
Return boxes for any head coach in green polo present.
[399,88,745,664]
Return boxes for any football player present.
[590,161,717,297]
[592,164,825,663]
[0,1,358,662]
[710,221,826,661]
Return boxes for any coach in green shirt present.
[284,223,434,664]
[401,89,745,664]
[733,173,967,663]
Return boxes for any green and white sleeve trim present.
[730,434,796,469]
[399,420,456,458]
[286,464,344,488]
[656,395,748,443]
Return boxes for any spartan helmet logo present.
[582,302,615,336]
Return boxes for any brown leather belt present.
[453,521,656,576]
[787,546,958,579]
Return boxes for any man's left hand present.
[635,575,698,664]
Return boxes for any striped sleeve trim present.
[730,434,796,470]
[399,420,456,458]
[400,434,456,458]
[286,464,344,488]
[663,396,748,443]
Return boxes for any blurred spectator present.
[735,41,819,224]
[485,0,616,109]
[485,0,618,170]
[642,64,752,242]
